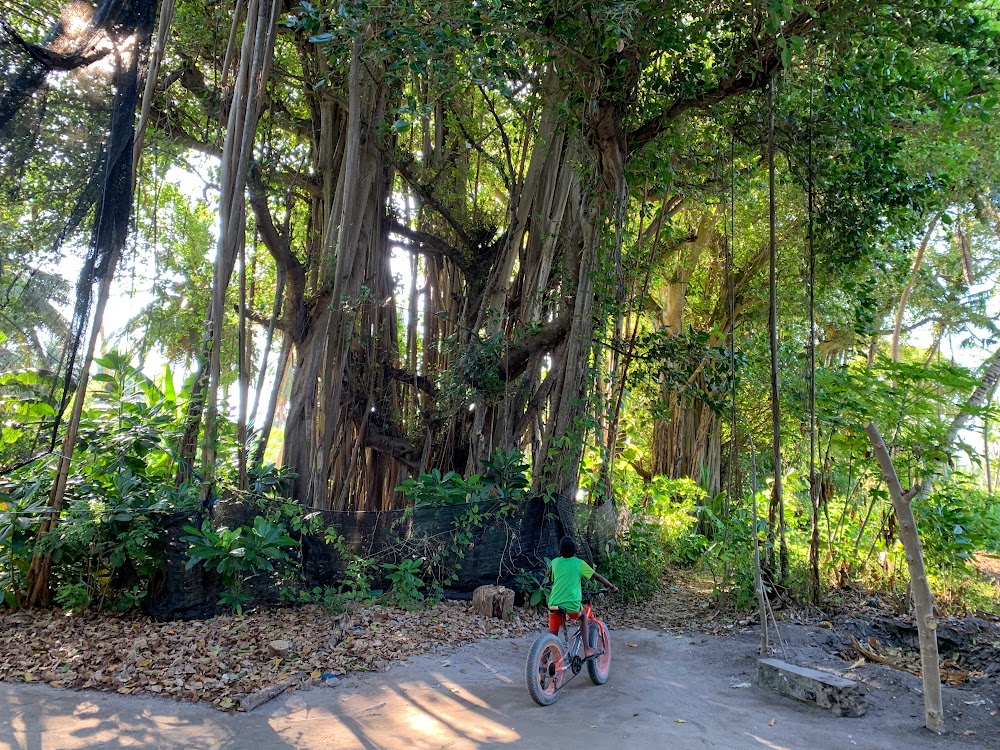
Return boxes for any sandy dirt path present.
[1,628,994,750]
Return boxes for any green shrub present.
[382,558,425,609]
[697,499,761,608]
[45,470,181,606]
[624,477,708,567]
[183,515,298,614]
[1,351,204,611]
[513,562,552,608]
[481,449,530,504]
[323,527,378,603]
[395,449,531,509]
[974,502,1000,554]
[604,521,665,604]
[54,582,91,613]
[0,480,50,607]
[396,468,484,508]
[915,478,995,571]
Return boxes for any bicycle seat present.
[548,605,569,614]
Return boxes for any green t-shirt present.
[548,556,595,613]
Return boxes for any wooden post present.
[863,422,943,733]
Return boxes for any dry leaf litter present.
[0,602,542,711]
[4,567,996,713]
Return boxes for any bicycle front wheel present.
[526,634,565,705]
[587,619,611,685]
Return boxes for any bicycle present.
[526,590,611,705]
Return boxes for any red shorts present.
[548,609,581,634]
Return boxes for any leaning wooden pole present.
[863,422,943,733]
[26,270,116,606]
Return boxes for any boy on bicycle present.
[548,536,617,658]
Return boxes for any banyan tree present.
[8,0,987,524]
[158,1,817,513]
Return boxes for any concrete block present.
[757,658,866,717]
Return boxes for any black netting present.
[145,496,617,619]
[307,496,616,591]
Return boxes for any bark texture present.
[864,422,943,733]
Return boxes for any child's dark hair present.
[559,536,576,558]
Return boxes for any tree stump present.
[471,585,515,620]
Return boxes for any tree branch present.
[393,156,475,249]
[451,100,512,191]
[364,427,420,470]
[389,221,470,274]
[383,364,437,397]
[150,104,224,158]
[236,304,290,333]
[247,169,309,342]
[500,311,574,381]
[627,4,826,150]
[947,346,1000,445]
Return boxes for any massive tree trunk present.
[650,213,722,496]
[281,47,398,509]
[159,9,801,516]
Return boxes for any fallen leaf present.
[849,658,865,669]
[964,731,976,736]
[675,719,688,724]
[731,682,752,689]
[769,718,776,727]
[23,671,33,682]
[628,643,638,648]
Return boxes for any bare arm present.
[591,571,618,594]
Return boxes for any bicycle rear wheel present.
[526,634,565,705]
[587,619,611,685]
